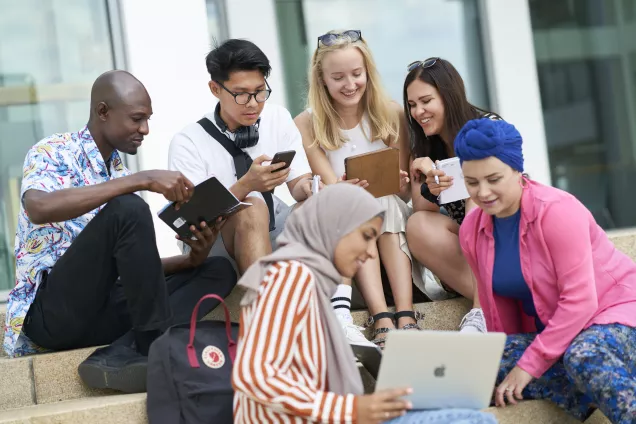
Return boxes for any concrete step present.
[0,393,146,424]
[0,347,116,412]
[0,298,470,412]
[484,400,610,424]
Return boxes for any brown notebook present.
[344,147,400,198]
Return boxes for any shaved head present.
[88,70,152,158]
[90,70,149,117]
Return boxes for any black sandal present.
[394,310,424,330]
[364,312,395,347]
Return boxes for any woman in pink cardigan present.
[454,118,636,424]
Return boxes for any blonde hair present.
[307,31,398,151]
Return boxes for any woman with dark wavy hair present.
[403,57,498,332]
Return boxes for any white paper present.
[437,157,470,205]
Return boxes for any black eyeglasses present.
[215,80,272,105]
[317,30,362,49]
[407,57,440,72]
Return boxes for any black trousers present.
[23,194,237,351]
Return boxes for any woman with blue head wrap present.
[454,118,525,217]
[456,117,636,423]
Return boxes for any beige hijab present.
[238,184,385,396]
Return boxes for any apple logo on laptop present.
[434,365,446,377]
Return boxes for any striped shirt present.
[233,260,357,423]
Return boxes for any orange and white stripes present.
[232,260,357,423]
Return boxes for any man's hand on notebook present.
[239,154,290,193]
[140,170,195,210]
[178,217,225,268]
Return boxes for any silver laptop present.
[375,331,506,410]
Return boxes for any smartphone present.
[270,150,296,172]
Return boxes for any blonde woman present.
[294,30,445,346]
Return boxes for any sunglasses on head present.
[407,57,440,72]
[317,30,362,49]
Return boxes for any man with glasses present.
[169,39,314,275]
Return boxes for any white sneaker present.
[459,308,487,333]
[335,313,376,347]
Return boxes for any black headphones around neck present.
[214,103,260,149]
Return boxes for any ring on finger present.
[505,388,513,392]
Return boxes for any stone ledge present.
[484,400,610,424]
[31,347,117,405]
[0,346,115,410]
[0,393,146,424]
[0,357,34,411]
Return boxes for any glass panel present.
[0,0,117,293]
[275,0,490,117]
[530,0,636,229]
[206,0,229,44]
[529,0,617,29]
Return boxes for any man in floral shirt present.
[5,70,236,393]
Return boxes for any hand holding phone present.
[270,150,296,172]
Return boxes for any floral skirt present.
[497,323,636,424]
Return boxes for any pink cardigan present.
[459,180,636,378]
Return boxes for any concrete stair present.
[0,394,146,424]
[1,230,633,423]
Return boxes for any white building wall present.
[119,0,213,256]
[479,0,551,184]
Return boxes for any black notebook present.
[157,176,251,240]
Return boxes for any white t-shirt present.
[168,103,311,199]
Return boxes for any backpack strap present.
[187,294,236,367]
[197,118,275,231]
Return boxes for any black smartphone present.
[270,150,296,172]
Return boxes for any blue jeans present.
[388,409,497,424]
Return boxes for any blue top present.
[492,209,545,332]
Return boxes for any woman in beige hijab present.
[232,184,497,424]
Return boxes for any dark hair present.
[205,39,271,82]
[403,58,495,161]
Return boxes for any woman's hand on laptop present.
[495,366,533,407]
[356,387,413,423]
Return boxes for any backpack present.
[147,294,239,424]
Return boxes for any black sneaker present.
[78,344,148,393]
